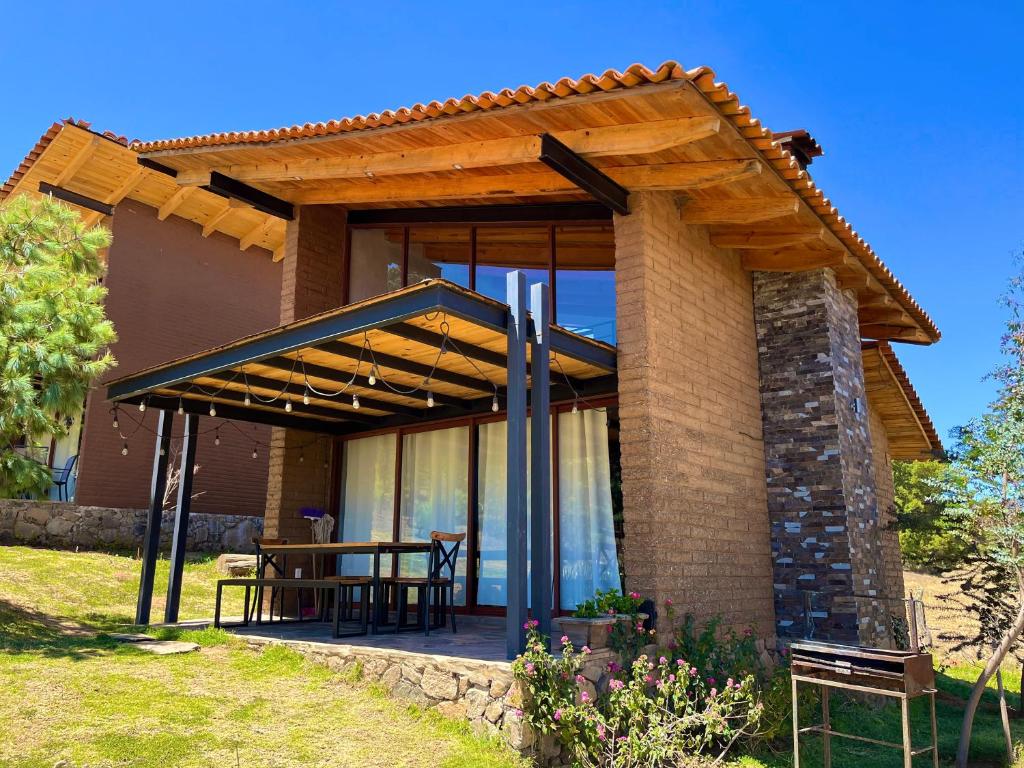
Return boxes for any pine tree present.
[0,194,117,498]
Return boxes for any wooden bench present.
[214,577,368,639]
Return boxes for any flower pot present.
[555,616,617,649]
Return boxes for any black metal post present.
[506,270,528,659]
[530,282,553,642]
[135,409,174,625]
[164,412,199,623]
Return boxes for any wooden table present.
[258,541,432,633]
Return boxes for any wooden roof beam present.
[860,324,927,342]
[290,160,759,205]
[710,226,827,249]
[239,218,275,251]
[54,136,101,186]
[740,249,850,272]
[679,197,800,224]
[157,186,197,221]
[859,307,913,325]
[38,182,114,216]
[169,116,723,186]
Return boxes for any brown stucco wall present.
[75,200,281,516]
[613,190,775,633]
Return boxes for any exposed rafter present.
[38,182,114,216]
[740,249,849,272]
[679,197,800,224]
[239,218,275,251]
[54,137,101,186]
[204,172,294,220]
[710,227,826,249]
[157,186,196,221]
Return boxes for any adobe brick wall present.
[867,398,906,606]
[613,190,776,634]
[264,205,348,544]
[753,269,890,644]
[75,200,281,517]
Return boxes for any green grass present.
[0,545,527,768]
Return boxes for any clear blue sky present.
[2,1,1021,443]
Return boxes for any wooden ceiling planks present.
[862,341,941,460]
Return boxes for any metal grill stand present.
[791,641,938,768]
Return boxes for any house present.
[4,61,942,651]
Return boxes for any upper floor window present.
[346,221,616,345]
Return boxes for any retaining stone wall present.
[0,499,262,554]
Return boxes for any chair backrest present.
[428,531,466,582]
[56,454,78,482]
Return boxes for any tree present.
[951,256,1024,767]
[0,195,116,498]
[894,459,967,570]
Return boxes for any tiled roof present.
[132,61,938,341]
[864,340,943,456]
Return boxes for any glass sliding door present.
[558,408,619,610]
[338,433,397,576]
[399,426,470,605]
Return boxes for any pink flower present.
[514,708,523,717]
[606,624,614,633]
[560,635,569,646]
[726,677,735,688]
[607,661,621,673]
[553,709,562,721]
[668,674,676,683]
[689,667,698,677]
[597,724,606,741]
[607,608,616,615]
[522,618,539,630]
[659,656,667,665]
[643,674,653,683]
[525,662,535,675]
[707,677,716,686]
[676,659,686,667]
[709,688,717,698]
[629,591,641,600]
[576,674,586,684]
[580,691,590,702]
[665,598,674,607]
[609,679,624,690]
[582,645,592,655]
[655,679,664,688]
[635,622,644,632]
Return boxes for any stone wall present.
[868,396,907,608]
[0,499,262,553]
[753,269,890,645]
[613,190,775,633]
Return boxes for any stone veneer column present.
[263,205,347,542]
[613,191,775,633]
[753,269,890,644]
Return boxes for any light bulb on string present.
[571,399,579,415]
[302,388,310,406]
[492,394,499,412]
[214,430,220,447]
[177,398,184,416]
[138,400,146,413]
[209,403,217,417]
[426,390,435,408]
[251,445,258,459]
[244,392,251,407]
[368,366,377,386]
[111,409,119,430]
[121,442,128,456]
[285,398,293,413]
[299,450,304,464]
[352,394,360,410]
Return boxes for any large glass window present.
[348,228,403,302]
[555,224,616,345]
[407,226,470,287]
[338,433,397,576]
[399,426,470,604]
[474,226,548,304]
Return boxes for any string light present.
[244,392,251,407]
[138,400,146,413]
[298,450,304,464]
[111,408,119,430]
[426,390,435,408]
[492,394,500,412]
[214,429,220,446]
[352,394,360,410]
[368,366,377,386]
[251,445,258,459]
[285,398,293,413]
[121,442,128,456]
[303,388,310,406]
[209,403,217,417]
[177,398,184,416]
[571,399,579,415]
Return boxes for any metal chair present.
[384,531,465,636]
[51,454,78,501]
[251,536,288,622]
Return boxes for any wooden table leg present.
[901,696,913,768]
[371,549,381,634]
[822,685,832,768]
[792,675,800,768]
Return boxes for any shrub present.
[573,588,642,619]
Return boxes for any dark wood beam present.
[538,134,629,215]
[346,202,612,226]
[203,171,294,220]
[137,157,178,177]
[38,182,114,216]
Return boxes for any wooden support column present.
[530,282,553,642]
[506,271,529,659]
[135,409,174,625]
[164,413,200,623]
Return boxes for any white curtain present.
[338,434,396,576]
[558,409,618,610]
[399,426,469,604]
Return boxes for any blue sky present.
[2,1,1021,442]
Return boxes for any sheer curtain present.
[558,409,618,610]
[338,434,396,576]
[399,426,469,604]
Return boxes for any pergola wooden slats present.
[113,275,573,656]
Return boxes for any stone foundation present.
[237,635,562,763]
[0,499,263,553]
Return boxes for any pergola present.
[105,276,616,657]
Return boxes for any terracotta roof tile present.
[863,340,943,455]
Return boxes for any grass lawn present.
[0,545,527,768]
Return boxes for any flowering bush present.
[513,605,766,767]
[573,588,643,618]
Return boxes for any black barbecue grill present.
[790,640,938,768]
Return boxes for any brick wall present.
[75,200,281,516]
[753,269,890,644]
[613,190,775,633]
[264,205,348,544]
[867,397,906,606]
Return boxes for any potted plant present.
[555,589,647,650]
